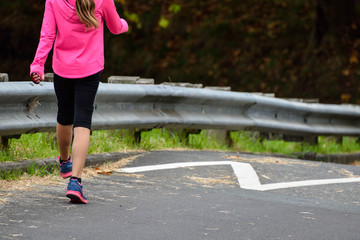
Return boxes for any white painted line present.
[252,177,360,191]
[230,162,262,189]
[119,161,234,173]
[117,161,360,191]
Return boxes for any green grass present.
[230,131,303,155]
[0,169,23,181]
[88,129,138,154]
[26,162,59,178]
[0,133,59,162]
[303,137,360,154]
[1,130,360,163]
[231,132,360,155]
[0,162,59,180]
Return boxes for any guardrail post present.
[0,136,9,150]
[304,135,319,145]
[134,130,141,143]
[251,92,275,98]
[44,73,54,82]
[108,76,140,84]
[161,82,204,88]
[0,135,21,150]
[134,129,152,144]
[108,76,155,85]
[136,78,155,85]
[204,86,233,146]
[0,73,9,82]
[284,98,320,103]
[247,93,276,144]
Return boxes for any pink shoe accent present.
[60,171,73,179]
[66,190,88,204]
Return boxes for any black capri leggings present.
[54,71,101,130]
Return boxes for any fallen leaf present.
[96,170,112,176]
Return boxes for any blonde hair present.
[75,0,99,30]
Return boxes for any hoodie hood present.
[54,0,104,23]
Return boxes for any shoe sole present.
[60,171,72,179]
[66,190,88,204]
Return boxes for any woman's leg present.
[71,127,90,178]
[54,74,75,161]
[57,123,73,161]
[71,72,101,178]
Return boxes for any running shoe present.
[58,156,72,179]
[66,178,88,204]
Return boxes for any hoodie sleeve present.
[30,0,57,77]
[100,0,128,34]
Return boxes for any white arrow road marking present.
[117,161,360,191]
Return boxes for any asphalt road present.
[1,150,360,240]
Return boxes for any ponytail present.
[75,0,99,30]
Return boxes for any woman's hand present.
[31,72,42,84]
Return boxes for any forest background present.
[0,0,360,104]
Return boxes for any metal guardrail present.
[1,81,360,147]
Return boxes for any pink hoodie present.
[30,0,128,78]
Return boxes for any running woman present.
[30,0,128,203]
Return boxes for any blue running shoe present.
[58,156,72,179]
[66,178,88,204]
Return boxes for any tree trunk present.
[315,0,355,47]
[300,0,358,103]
